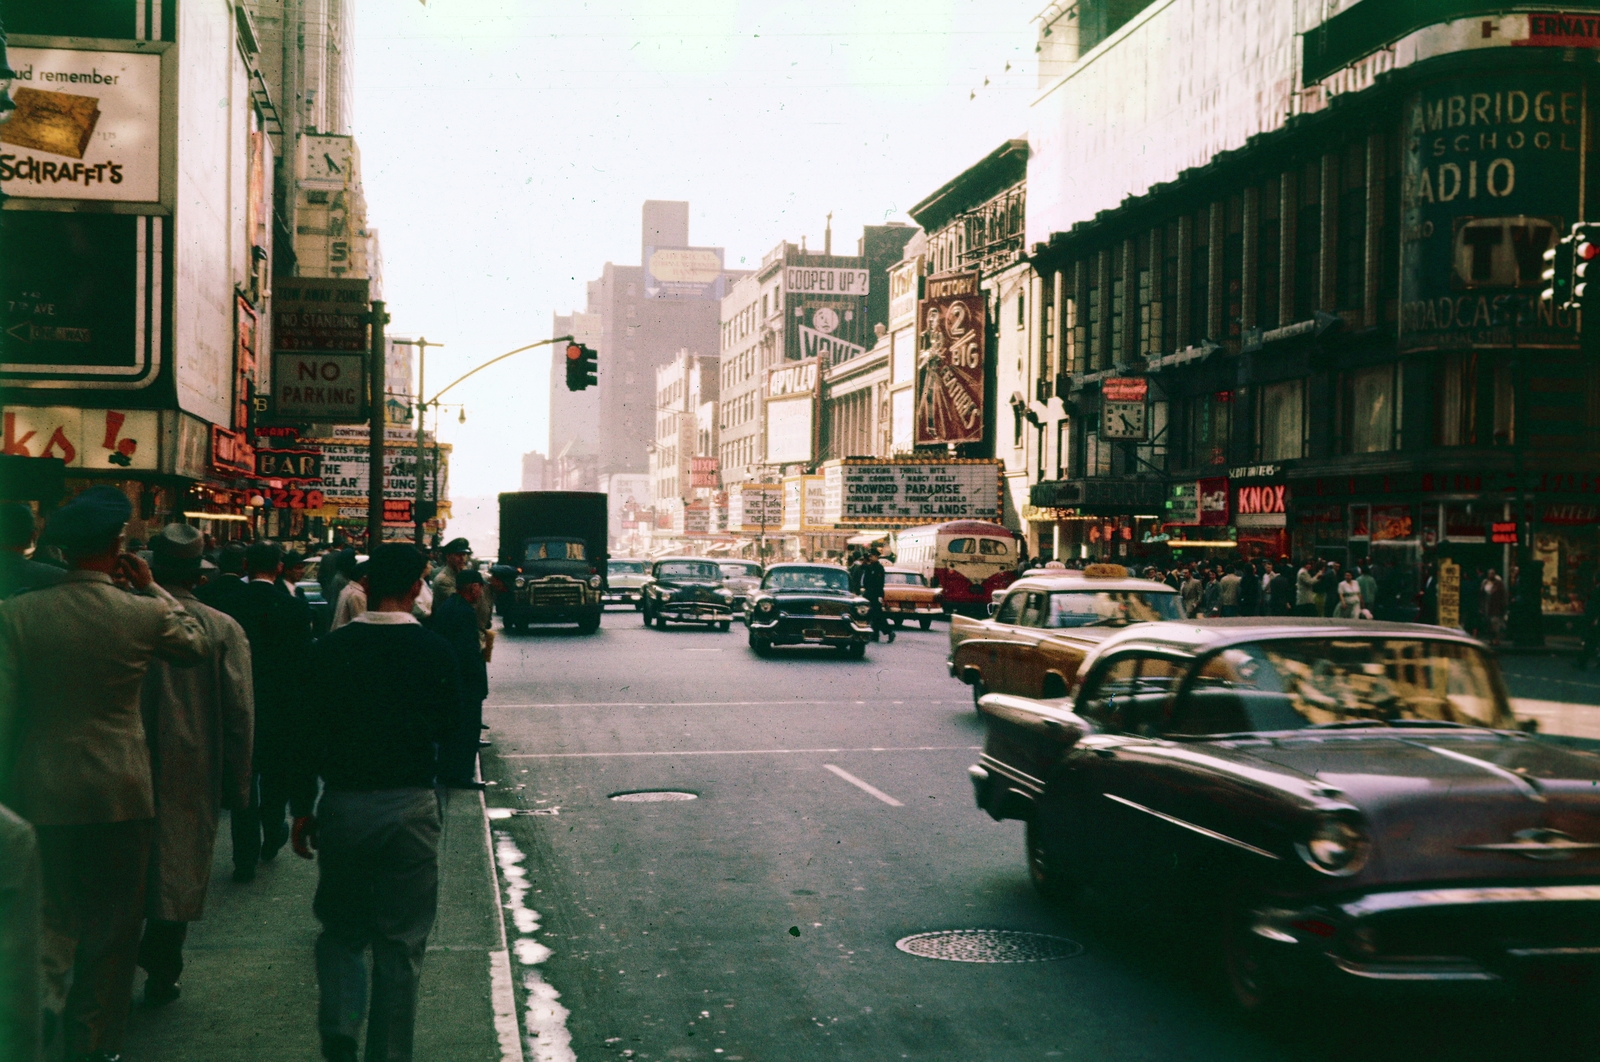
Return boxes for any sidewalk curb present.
[479,790,524,1062]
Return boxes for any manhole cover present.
[609,790,698,802]
[895,930,1083,963]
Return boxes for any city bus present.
[892,520,1023,616]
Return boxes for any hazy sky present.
[352,0,1040,502]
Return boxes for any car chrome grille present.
[527,581,584,607]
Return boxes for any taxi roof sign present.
[1082,563,1129,578]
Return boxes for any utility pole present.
[366,300,389,550]
[399,336,445,548]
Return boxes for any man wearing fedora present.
[0,486,209,1062]
[136,525,255,1007]
[429,538,472,606]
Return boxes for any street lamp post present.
[391,336,445,548]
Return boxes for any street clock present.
[1101,399,1148,440]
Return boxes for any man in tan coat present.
[0,487,208,1061]
[136,525,254,1006]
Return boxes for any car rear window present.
[884,572,926,585]
[656,562,720,580]
[609,561,647,575]
[765,567,849,592]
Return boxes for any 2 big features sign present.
[915,271,985,447]
[1400,71,1586,352]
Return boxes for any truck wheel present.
[1025,816,1078,903]
[577,614,601,635]
[920,617,933,631]
[717,621,731,632]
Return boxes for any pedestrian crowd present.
[0,489,493,1062]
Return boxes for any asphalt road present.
[479,613,1598,1062]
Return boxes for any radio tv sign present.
[271,278,369,422]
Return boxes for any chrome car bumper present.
[749,615,872,643]
[602,589,642,604]
[1249,883,1600,988]
[657,603,731,620]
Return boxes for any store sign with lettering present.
[255,448,323,482]
[915,271,985,446]
[211,426,255,476]
[821,460,1000,526]
[1235,485,1286,515]
[1400,72,1582,353]
[785,267,868,295]
[1,405,157,469]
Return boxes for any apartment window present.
[1224,195,1243,340]
[1182,391,1232,468]
[1160,221,1179,356]
[1086,259,1102,370]
[1135,234,1153,358]
[1337,142,1367,313]
[1257,177,1282,331]
[1492,359,1515,445]
[1188,209,1210,346]
[1294,162,1322,321]
[1436,352,1477,446]
[1345,364,1395,453]
[1258,379,1305,461]
[1110,248,1126,362]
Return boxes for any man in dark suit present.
[196,542,249,615]
[0,502,65,600]
[227,541,313,880]
[859,549,894,644]
[428,569,488,789]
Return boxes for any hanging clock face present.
[812,307,840,335]
[1101,399,1149,440]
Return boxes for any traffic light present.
[564,342,597,391]
[1574,225,1600,308]
[1543,229,1574,308]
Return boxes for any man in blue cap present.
[0,486,209,1062]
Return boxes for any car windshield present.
[1170,638,1511,735]
[885,572,926,585]
[609,561,647,576]
[526,539,587,562]
[1045,590,1183,628]
[764,567,850,592]
[656,561,721,580]
[720,563,761,579]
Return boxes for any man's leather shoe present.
[443,779,487,790]
[886,630,896,643]
[144,979,181,1006]
[231,865,256,883]
[480,723,491,730]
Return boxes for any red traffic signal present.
[564,341,597,391]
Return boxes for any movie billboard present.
[915,271,985,446]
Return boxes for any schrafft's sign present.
[0,47,163,202]
[1,406,157,469]
[915,271,984,446]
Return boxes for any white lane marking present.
[823,763,904,806]
[501,745,980,760]
[476,791,526,1062]
[487,700,921,709]
[682,648,724,652]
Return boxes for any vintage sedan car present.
[604,558,651,610]
[718,560,764,611]
[746,563,873,658]
[969,618,1600,1011]
[883,567,943,630]
[948,564,1184,705]
[641,557,734,630]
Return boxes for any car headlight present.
[854,603,870,616]
[514,576,527,588]
[757,600,775,613]
[588,574,602,588]
[1296,817,1370,877]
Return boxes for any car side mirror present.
[976,692,1086,747]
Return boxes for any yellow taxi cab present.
[881,566,944,630]
[946,564,1184,706]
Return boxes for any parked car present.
[745,563,872,658]
[641,557,734,630]
[969,618,1600,1012]
[948,564,1184,705]
[605,558,651,610]
[718,560,764,612]
[882,566,943,630]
